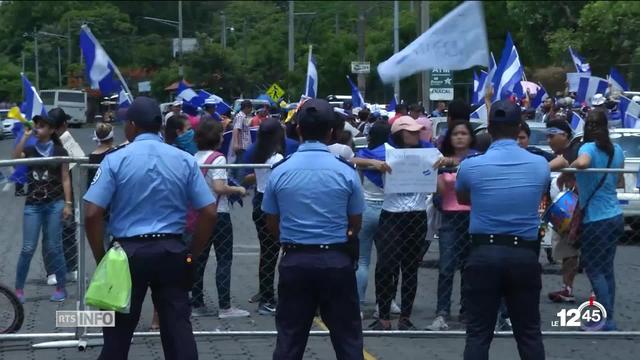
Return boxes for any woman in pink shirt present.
[427,120,478,331]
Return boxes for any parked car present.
[0,109,8,139]
[40,89,87,127]
[609,129,640,229]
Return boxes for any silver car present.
[610,129,640,230]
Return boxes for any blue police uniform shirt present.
[261,141,365,245]
[576,142,624,223]
[84,133,215,238]
[456,139,550,239]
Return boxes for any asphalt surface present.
[0,124,638,359]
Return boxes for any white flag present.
[377,1,488,83]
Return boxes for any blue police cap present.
[298,98,334,124]
[126,97,162,127]
[489,100,521,124]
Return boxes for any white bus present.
[40,89,87,126]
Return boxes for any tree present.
[0,56,22,102]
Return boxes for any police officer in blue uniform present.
[84,97,217,360]
[262,99,365,360]
[456,100,549,360]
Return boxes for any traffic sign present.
[267,83,285,102]
[430,68,454,101]
[351,61,371,74]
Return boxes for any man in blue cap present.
[84,96,218,360]
[456,100,549,360]
[262,98,365,359]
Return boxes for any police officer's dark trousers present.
[273,249,363,360]
[99,238,198,360]
[463,245,545,360]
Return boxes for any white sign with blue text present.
[383,145,442,194]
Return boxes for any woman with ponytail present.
[571,109,625,331]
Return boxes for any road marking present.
[313,317,377,360]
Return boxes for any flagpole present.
[304,45,312,97]
[81,25,134,103]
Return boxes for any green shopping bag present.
[85,242,132,314]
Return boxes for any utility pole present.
[357,1,366,100]
[335,13,339,36]
[57,47,62,87]
[34,27,39,89]
[393,1,400,101]
[220,11,227,48]
[178,0,184,77]
[67,18,71,67]
[288,1,294,72]
[420,1,430,108]
[21,52,25,73]
[243,19,248,65]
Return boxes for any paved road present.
[0,125,639,359]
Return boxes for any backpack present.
[186,151,223,234]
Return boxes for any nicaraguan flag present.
[570,112,585,133]
[118,88,131,109]
[569,47,590,73]
[470,103,487,123]
[198,90,232,115]
[493,33,524,101]
[609,67,629,92]
[80,25,120,95]
[386,96,397,112]
[305,47,318,98]
[531,85,548,109]
[472,70,488,105]
[576,76,608,105]
[346,76,364,108]
[623,97,640,128]
[20,73,47,121]
[176,80,199,104]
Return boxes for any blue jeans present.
[16,201,67,289]
[356,200,382,304]
[436,211,470,317]
[580,214,623,330]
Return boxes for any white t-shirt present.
[255,153,284,193]
[327,143,355,160]
[194,151,228,213]
[382,191,429,212]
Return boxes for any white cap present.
[632,95,640,103]
[204,97,219,106]
[172,100,182,107]
[591,93,606,106]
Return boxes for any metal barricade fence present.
[0,157,639,349]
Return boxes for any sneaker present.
[191,306,216,317]
[67,271,78,282]
[258,302,276,316]
[548,288,576,303]
[426,316,449,331]
[47,274,57,286]
[219,307,251,319]
[15,289,25,304]
[50,288,66,302]
[369,320,392,330]
[248,293,261,303]
[397,318,417,331]
[391,300,401,314]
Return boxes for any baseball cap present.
[546,119,573,137]
[489,100,521,124]
[297,98,335,124]
[390,115,425,134]
[47,108,71,128]
[127,97,162,127]
[203,97,219,106]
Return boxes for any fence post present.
[72,163,88,340]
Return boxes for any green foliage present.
[0,56,22,102]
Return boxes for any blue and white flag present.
[472,70,488,105]
[118,88,131,109]
[197,89,232,115]
[576,76,608,105]
[20,73,47,120]
[346,76,364,108]
[609,67,629,92]
[570,112,585,133]
[80,25,126,98]
[377,1,488,83]
[531,84,548,109]
[176,80,199,104]
[386,96,397,112]
[623,97,640,128]
[470,103,487,123]
[305,46,318,98]
[492,33,524,101]
[569,47,590,73]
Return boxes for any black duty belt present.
[114,233,182,242]
[281,243,349,252]
[469,234,540,253]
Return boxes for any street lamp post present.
[24,29,69,89]
[142,14,183,78]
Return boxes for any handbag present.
[567,154,613,246]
